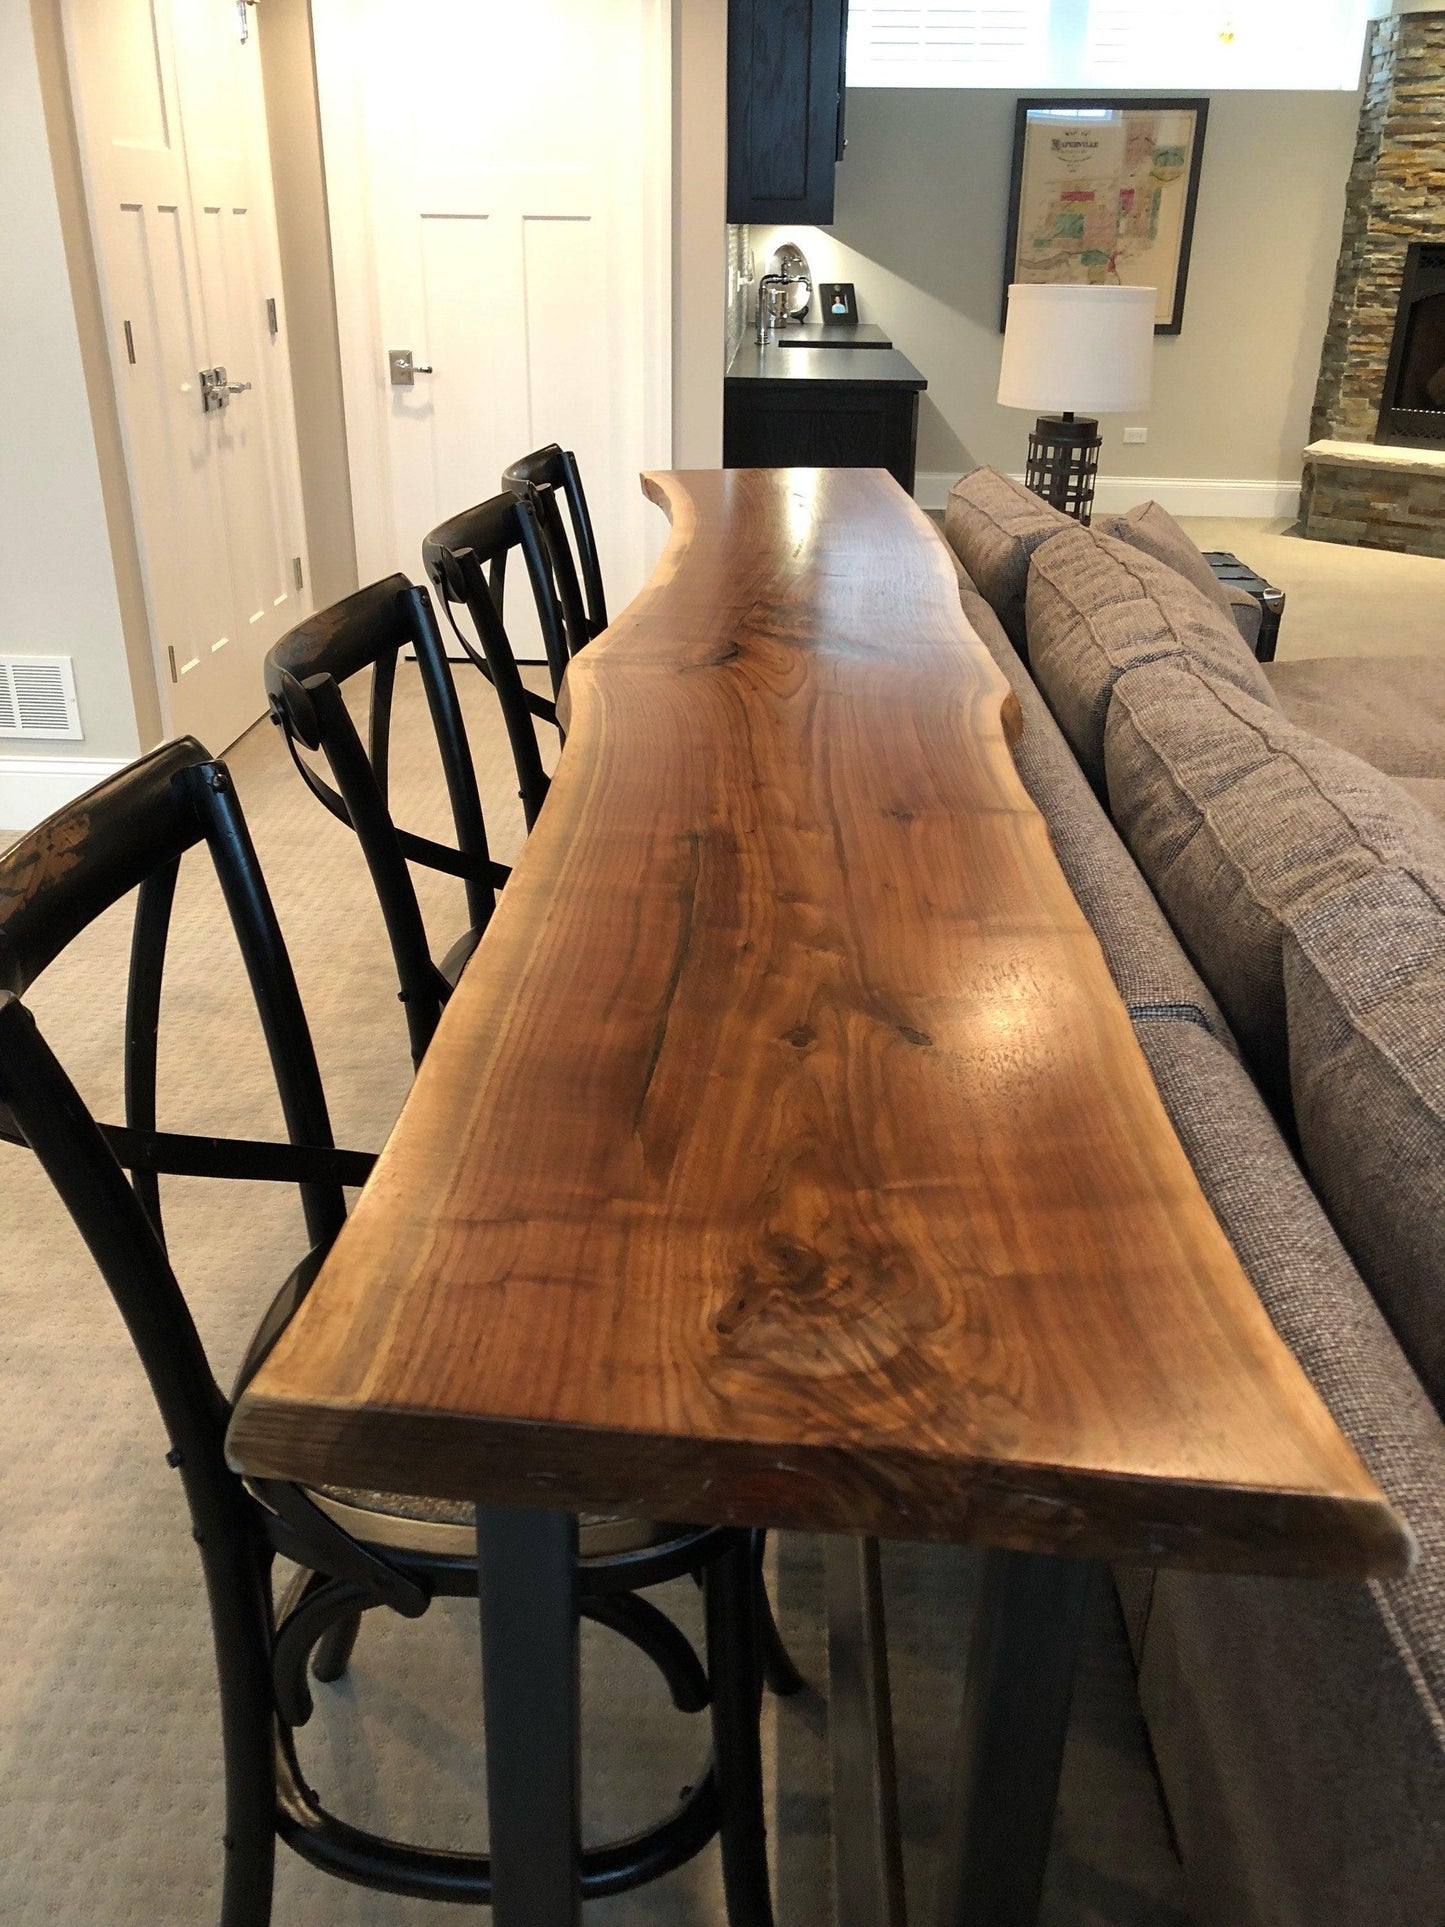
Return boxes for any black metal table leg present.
[477,1505,582,1925]
[825,1536,908,1927]
[933,1550,1099,1927]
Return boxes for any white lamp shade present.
[997,284,1155,417]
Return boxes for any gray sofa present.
[941,467,1445,1927]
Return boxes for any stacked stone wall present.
[1304,459,1445,558]
[1311,13,1445,445]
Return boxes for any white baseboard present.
[0,755,131,835]
[915,471,1301,520]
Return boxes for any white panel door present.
[65,0,310,753]
[314,0,670,630]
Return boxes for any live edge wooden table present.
[228,468,1411,1926]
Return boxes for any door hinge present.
[292,556,304,592]
[167,646,178,684]
[266,296,278,338]
[123,319,136,365]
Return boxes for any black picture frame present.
[1002,97,1209,337]
[819,281,859,324]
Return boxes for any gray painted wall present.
[755,87,1363,488]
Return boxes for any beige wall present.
[756,88,1362,496]
[257,0,358,610]
[672,0,727,468]
[5,3,155,770]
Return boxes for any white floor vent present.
[0,656,83,741]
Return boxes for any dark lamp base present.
[1024,413,1102,522]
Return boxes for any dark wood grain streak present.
[228,469,1411,1581]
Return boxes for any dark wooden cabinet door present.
[723,385,920,494]
[727,0,847,225]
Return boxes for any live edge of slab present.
[228,467,1412,1586]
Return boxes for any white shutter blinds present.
[846,3,1051,88]
[847,0,1374,89]
[1084,1,1374,89]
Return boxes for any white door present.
[313,0,671,629]
[65,0,310,753]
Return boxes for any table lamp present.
[997,284,1155,522]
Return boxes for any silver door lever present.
[388,349,434,386]
[227,381,252,394]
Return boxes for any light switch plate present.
[1122,426,1148,445]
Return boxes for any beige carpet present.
[0,664,1185,1923]
[1176,516,1445,662]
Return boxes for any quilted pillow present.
[1285,868,1445,1412]
[1095,499,1262,651]
[942,466,1071,653]
[1104,659,1445,1109]
[1027,522,1280,793]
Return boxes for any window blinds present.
[847,0,1376,90]
[846,3,1051,89]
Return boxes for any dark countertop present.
[727,341,927,388]
[775,322,894,349]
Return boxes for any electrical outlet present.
[1122,425,1148,445]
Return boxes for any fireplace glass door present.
[1379,243,1445,445]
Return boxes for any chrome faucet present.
[756,274,792,344]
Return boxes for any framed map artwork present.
[1003,98,1209,336]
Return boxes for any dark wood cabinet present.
[727,0,848,226]
[724,344,926,496]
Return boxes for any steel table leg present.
[933,1550,1099,1927]
[477,1504,581,1925]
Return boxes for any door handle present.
[227,380,252,395]
[388,348,434,386]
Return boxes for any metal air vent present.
[0,656,83,741]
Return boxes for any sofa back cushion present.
[1104,660,1445,1108]
[1285,869,1445,1411]
[1026,523,1280,792]
[1094,499,1261,645]
[943,466,1071,651]
[947,550,1236,1047]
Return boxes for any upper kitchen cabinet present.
[727,0,848,226]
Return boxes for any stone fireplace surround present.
[1305,8,1445,556]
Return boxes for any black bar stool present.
[265,574,506,1066]
[423,492,567,834]
[0,740,786,1925]
[502,442,608,654]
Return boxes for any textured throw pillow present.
[942,466,1071,653]
[1104,659,1445,1108]
[1095,499,1246,626]
[1284,869,1445,1413]
[946,546,1239,1048]
[1027,522,1280,793]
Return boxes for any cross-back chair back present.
[502,442,608,653]
[422,490,568,832]
[0,739,394,1922]
[265,574,507,1065]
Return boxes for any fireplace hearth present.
[1378,243,1445,446]
[1304,12,1445,557]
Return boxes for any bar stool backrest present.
[265,574,505,1065]
[422,492,568,834]
[0,737,356,1516]
[502,443,608,653]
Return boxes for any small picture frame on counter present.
[820,282,858,324]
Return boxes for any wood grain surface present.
[228,469,1410,1578]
